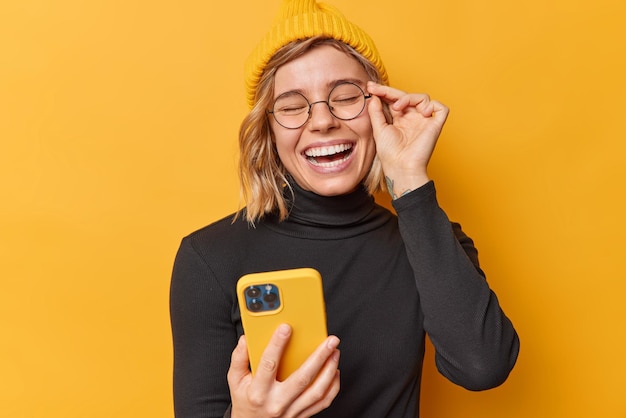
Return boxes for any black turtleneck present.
[170,181,519,418]
[264,182,390,237]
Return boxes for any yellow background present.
[1,0,625,417]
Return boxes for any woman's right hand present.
[227,324,341,418]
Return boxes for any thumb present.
[227,335,251,386]
[367,94,388,141]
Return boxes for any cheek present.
[364,138,377,166]
[272,128,301,161]
[355,119,375,149]
[358,123,377,164]
[355,111,374,137]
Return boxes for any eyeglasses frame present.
[267,81,372,130]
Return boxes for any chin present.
[306,177,361,197]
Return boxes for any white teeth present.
[305,143,352,157]
[308,153,351,168]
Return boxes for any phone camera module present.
[243,283,281,313]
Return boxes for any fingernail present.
[327,336,340,350]
[278,324,291,337]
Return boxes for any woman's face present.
[270,45,376,197]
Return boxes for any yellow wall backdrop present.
[1,0,625,417]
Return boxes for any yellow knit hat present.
[244,0,388,108]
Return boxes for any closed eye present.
[277,104,308,115]
[331,94,361,106]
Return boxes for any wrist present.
[384,173,430,200]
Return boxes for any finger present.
[227,335,252,387]
[366,94,389,139]
[367,81,407,104]
[396,93,431,113]
[429,100,450,123]
[297,372,341,418]
[302,350,340,416]
[250,324,292,392]
[282,336,340,398]
[368,82,434,116]
[294,371,341,418]
[288,349,341,418]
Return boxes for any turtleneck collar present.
[260,177,393,240]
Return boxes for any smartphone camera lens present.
[263,293,277,303]
[246,286,261,298]
[248,299,263,312]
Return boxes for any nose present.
[307,100,339,131]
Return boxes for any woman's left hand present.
[367,81,449,199]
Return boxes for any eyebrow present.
[274,78,368,98]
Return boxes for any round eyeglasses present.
[268,82,372,129]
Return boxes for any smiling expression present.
[270,45,376,197]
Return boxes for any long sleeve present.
[170,236,237,418]
[392,181,519,390]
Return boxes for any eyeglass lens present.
[271,82,368,129]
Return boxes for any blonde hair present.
[238,37,389,223]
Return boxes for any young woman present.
[170,1,519,417]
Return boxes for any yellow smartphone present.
[236,267,328,381]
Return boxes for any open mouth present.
[304,143,354,168]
